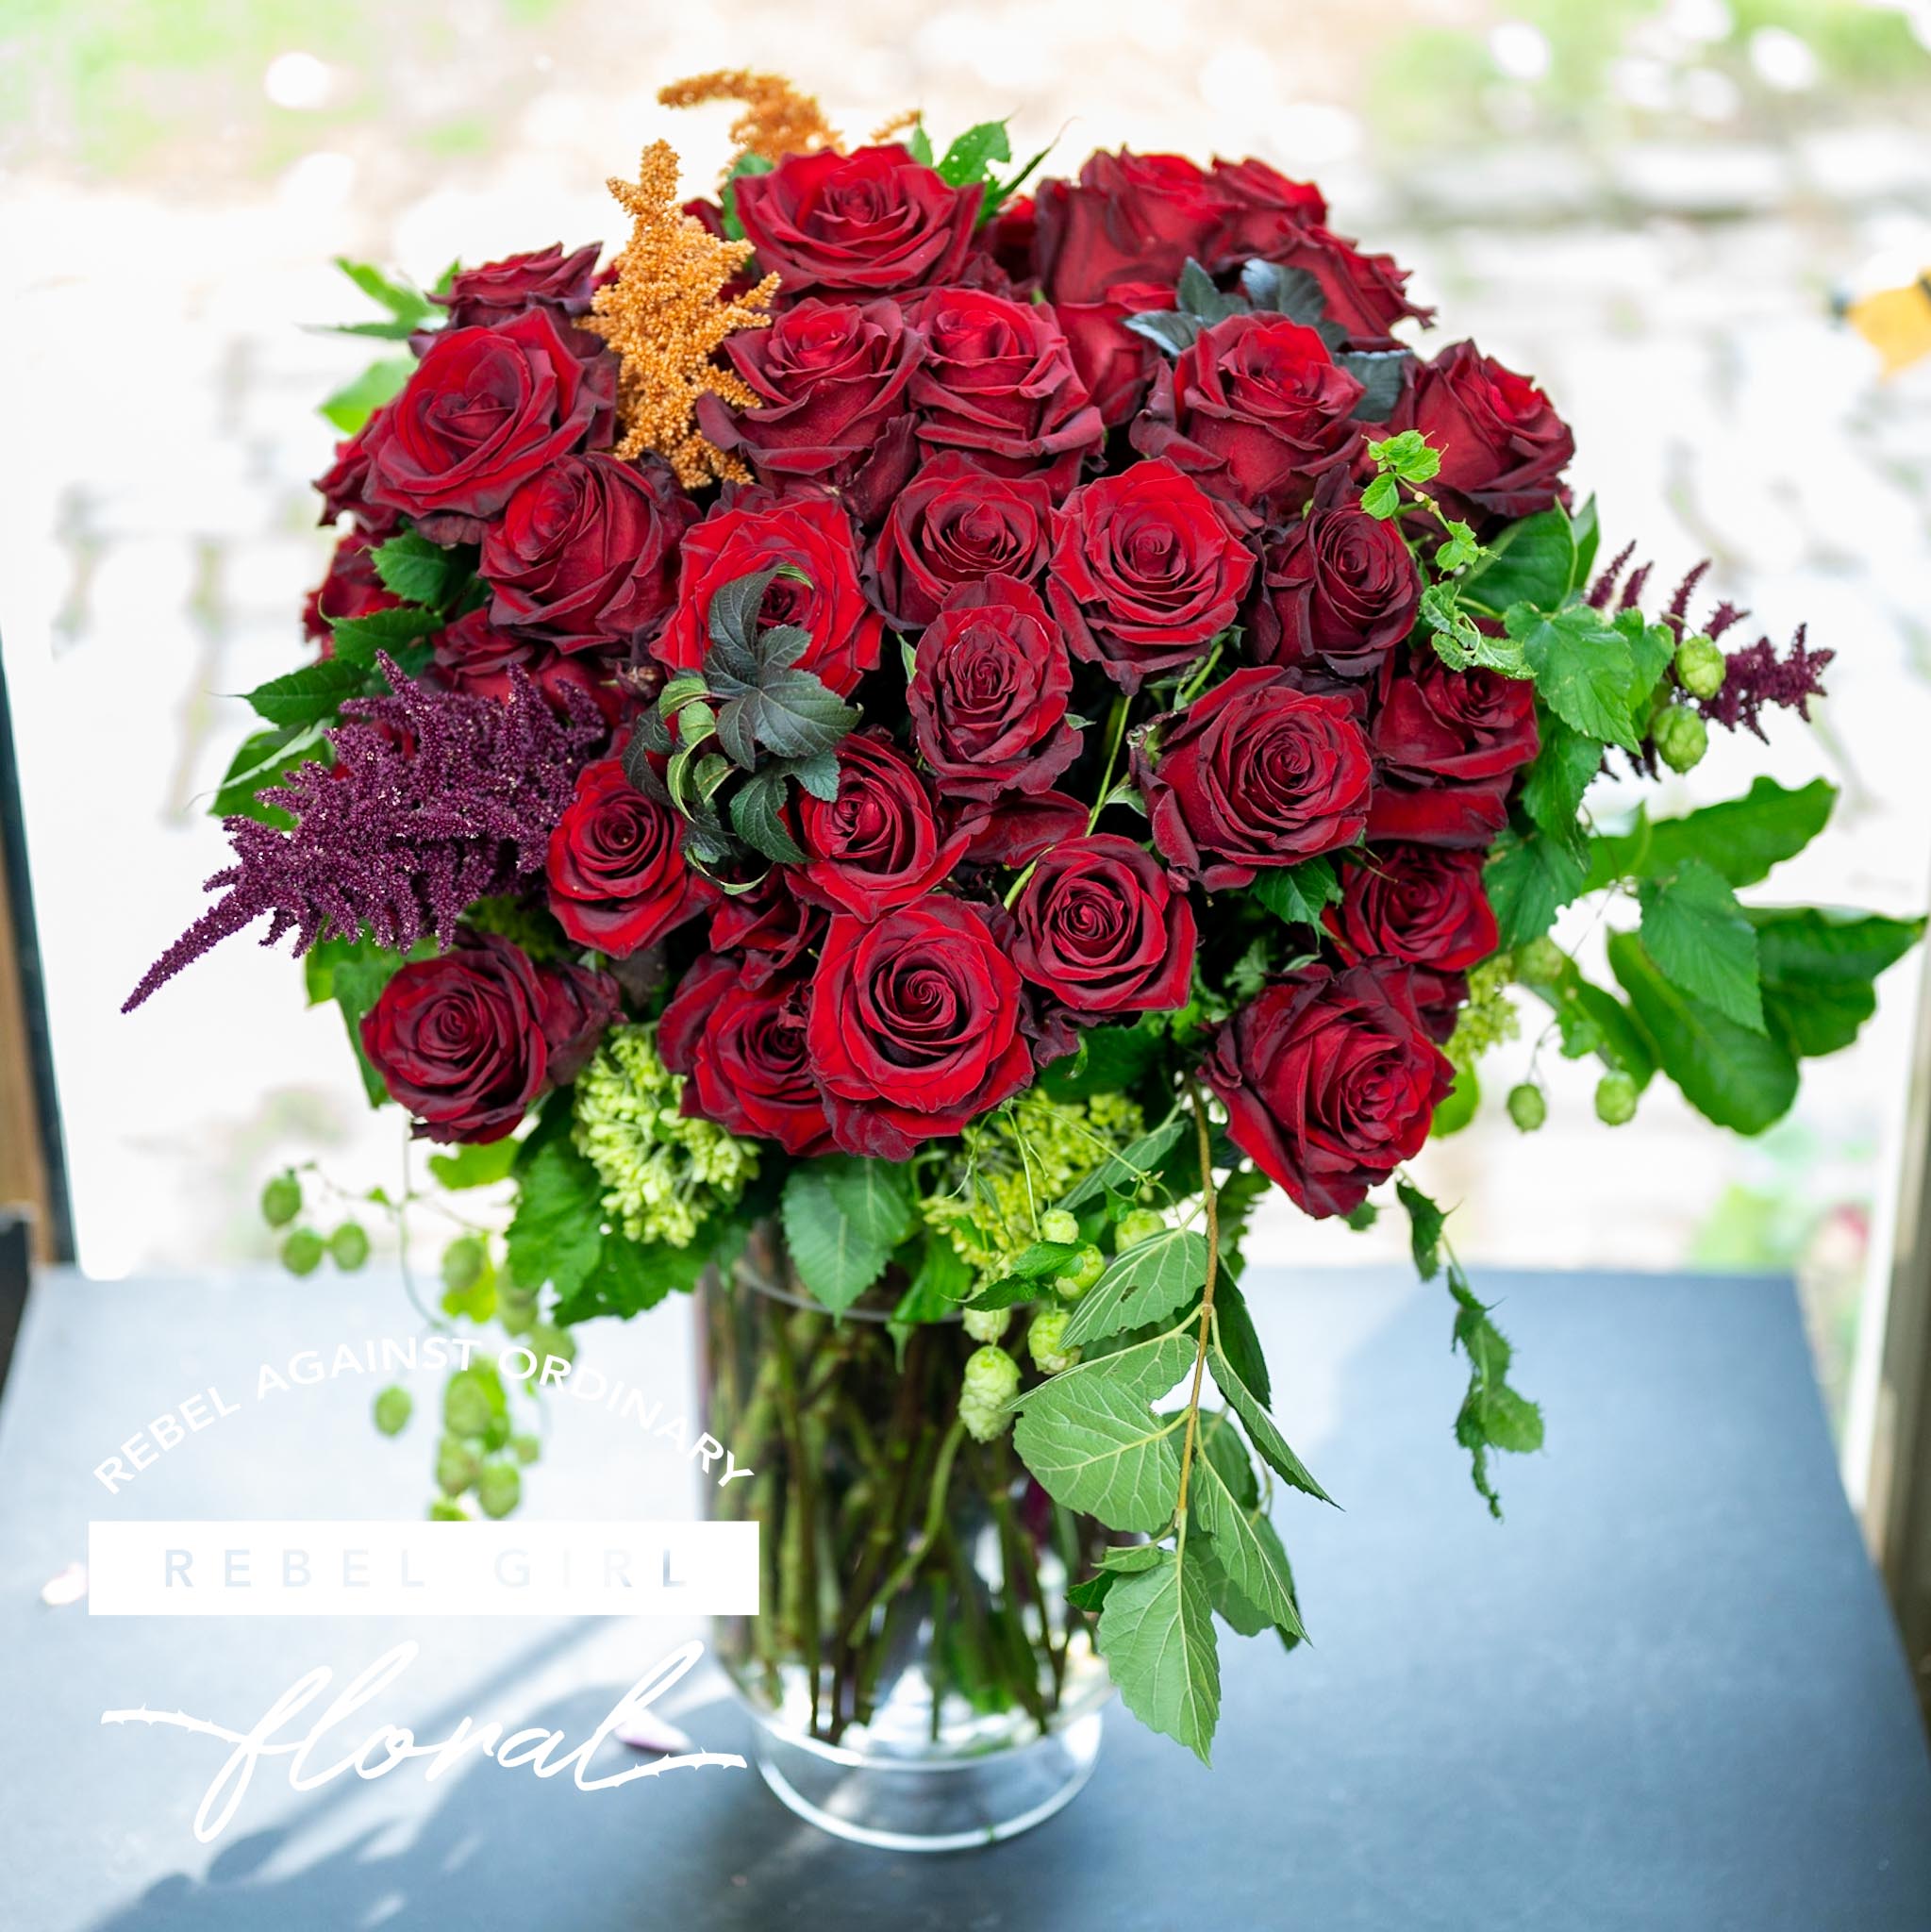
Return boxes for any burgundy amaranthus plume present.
[125,658,604,1011]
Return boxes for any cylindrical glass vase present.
[699,1220,1112,1852]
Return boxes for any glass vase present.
[698,1219,1112,1852]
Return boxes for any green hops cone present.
[959,1344,1021,1442]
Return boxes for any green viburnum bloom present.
[572,1024,757,1249]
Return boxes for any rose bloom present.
[534,958,624,1085]
[659,955,836,1156]
[952,790,1090,870]
[363,308,612,543]
[1139,665,1373,891]
[482,453,693,653]
[903,285,1103,483]
[1249,479,1421,678]
[1208,158,1327,259]
[431,242,601,329]
[1047,458,1256,691]
[432,609,624,724]
[1141,313,1365,516]
[652,491,883,696]
[1011,835,1196,1018]
[1052,280,1173,429]
[544,758,714,956]
[314,411,398,536]
[735,144,980,296]
[869,455,1056,629]
[1369,649,1540,848]
[1034,151,1232,307]
[303,532,400,644]
[975,192,1038,286]
[806,896,1034,1158]
[707,871,826,987]
[697,296,923,490]
[1242,225,1431,349]
[1395,340,1573,527]
[796,730,969,921]
[907,576,1080,800]
[359,933,550,1144]
[1327,843,1499,974]
[1202,960,1454,1218]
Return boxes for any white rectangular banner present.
[87,1520,760,1617]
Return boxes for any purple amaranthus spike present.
[125,657,604,1011]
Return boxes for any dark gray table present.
[2,1265,1927,1931]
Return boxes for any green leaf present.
[1638,858,1764,1032]
[1251,856,1342,929]
[333,257,436,329]
[728,767,807,865]
[1395,1177,1445,1281]
[245,659,371,728]
[1607,931,1797,1134]
[371,529,470,608]
[427,1140,520,1190]
[1058,1119,1188,1210]
[506,1133,608,1298]
[1447,1263,1543,1519]
[1190,1429,1307,1641]
[1038,1018,1166,1103]
[553,1215,743,1324]
[892,1234,975,1331]
[907,123,934,167]
[823,1156,916,1255]
[1096,1542,1221,1764]
[1210,1279,1273,1408]
[1751,908,1925,1058]
[1359,471,1400,520]
[781,1162,904,1314]
[320,357,414,435]
[1029,1326,1197,1407]
[302,931,425,1105]
[1523,958,1656,1087]
[1429,1064,1481,1137]
[1207,1337,1331,1505]
[936,118,1011,188]
[1011,1369,1183,1533]
[210,723,325,824]
[1460,502,1592,618]
[1507,602,1642,750]
[1484,825,1588,948]
[329,604,443,669]
[1061,1229,1209,1348]
[719,151,774,242]
[1366,428,1439,485]
[1518,714,1604,855]
[981,140,1055,220]
[1615,777,1837,890]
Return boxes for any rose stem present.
[770,1308,823,1736]
[1173,1078,1224,1552]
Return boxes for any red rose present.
[534,957,623,1084]
[359,933,549,1144]
[869,455,1055,629]
[707,871,826,986]
[433,609,624,724]
[903,285,1103,482]
[1243,225,1430,349]
[303,532,401,644]
[1011,835,1196,1017]
[1395,341,1573,526]
[482,454,693,652]
[1326,843,1499,974]
[660,956,836,1156]
[908,576,1080,801]
[1368,650,1540,848]
[652,492,883,696]
[735,144,980,296]
[696,296,924,491]
[1209,158,1327,259]
[1047,458,1257,692]
[976,193,1038,286]
[1249,479,1421,677]
[363,308,613,543]
[1035,151,1231,306]
[432,242,601,329]
[1138,313,1364,516]
[953,791,1090,870]
[796,729,969,921]
[1202,961,1454,1218]
[315,413,398,535]
[1053,281,1172,429]
[806,897,1034,1158]
[1138,665,1373,890]
[544,758,713,956]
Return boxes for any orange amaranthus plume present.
[657,70,841,173]
[585,140,780,489]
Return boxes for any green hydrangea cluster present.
[921,1087,1145,1276]
[1443,950,1521,1078]
[571,1024,757,1248]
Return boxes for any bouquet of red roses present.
[129,75,1920,1774]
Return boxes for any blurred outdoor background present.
[4,0,1930,1441]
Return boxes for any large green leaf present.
[245,659,372,728]
[1189,1424,1305,1639]
[370,529,471,609]
[329,605,443,670]
[1752,907,1925,1058]
[1207,1338,1331,1504]
[1459,499,1595,617]
[506,1133,607,1298]
[1011,1370,1183,1533]
[320,356,414,435]
[1517,713,1603,855]
[1095,1541,1221,1764]
[1485,825,1588,948]
[1637,858,1764,1032]
[1507,603,1642,750]
[780,1162,905,1315]
[1251,856,1341,929]
[1633,777,1835,889]
[1061,1228,1208,1348]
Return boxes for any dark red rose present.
[1243,225,1430,348]
[796,729,970,921]
[697,296,923,491]
[869,455,1055,629]
[544,758,714,956]
[481,453,692,652]
[908,576,1080,801]
[1052,281,1173,429]
[432,243,602,328]
[1035,152,1232,307]
[1407,965,1470,1045]
[534,957,623,1084]
[1138,665,1373,891]
[1395,341,1573,526]
[659,956,836,1157]
[1137,313,1364,516]
[303,532,402,644]
[1249,479,1421,677]
[433,609,624,724]
[1047,458,1257,692]
[1368,650,1540,847]
[735,144,980,296]
[1012,835,1195,1017]
[1327,843,1498,974]
[1203,961,1454,1218]
[976,193,1038,286]
[806,896,1034,1158]
[1208,158,1327,259]
[363,308,613,543]
[359,933,549,1144]
[314,413,398,535]
[903,285,1102,483]
[652,492,883,696]
[953,791,1090,869]
[707,871,827,986]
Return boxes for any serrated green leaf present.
[1058,1119,1188,1209]
[823,1156,916,1254]
[1250,856,1341,929]
[1613,777,1836,890]
[245,658,371,728]
[1096,1542,1221,1763]
[1518,714,1604,852]
[427,1140,520,1190]
[1209,1279,1273,1408]
[781,1159,911,1315]
[1190,1434,1306,1640]
[370,529,469,608]
[211,723,326,823]
[1460,503,1590,617]
[1011,1373,1182,1532]
[1638,858,1764,1032]
[1484,825,1588,948]
[1395,1177,1445,1281]
[729,767,807,865]
[1207,1339,1331,1504]
[936,118,1011,188]
[334,257,436,327]
[329,604,443,669]
[1507,602,1642,750]
[1061,1229,1208,1348]
[506,1134,607,1297]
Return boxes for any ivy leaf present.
[1251,856,1341,929]
[244,658,372,728]
[1011,1366,1183,1533]
[1095,1541,1222,1764]
[1751,908,1924,1058]
[936,118,1011,187]
[1484,825,1588,948]
[1638,858,1765,1033]
[1060,1229,1209,1348]
[1507,603,1643,750]
[370,529,471,608]
[1207,1339,1331,1505]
